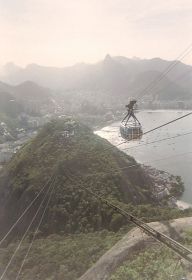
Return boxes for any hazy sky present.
[0,0,192,67]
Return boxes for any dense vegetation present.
[0,119,189,238]
[0,228,191,280]
[0,230,123,280]
[0,118,191,280]
[110,230,192,280]
[0,118,156,238]
[110,247,185,280]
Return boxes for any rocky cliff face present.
[79,217,192,280]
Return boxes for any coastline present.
[176,200,192,210]
[142,165,189,209]
[95,110,192,205]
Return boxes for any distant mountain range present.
[0,80,51,103]
[0,80,52,115]
[0,81,53,135]
[1,55,192,103]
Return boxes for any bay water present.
[95,110,192,204]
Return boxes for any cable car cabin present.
[120,121,143,140]
[120,99,142,140]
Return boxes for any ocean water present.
[95,110,192,204]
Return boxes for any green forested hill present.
[0,119,191,280]
[0,118,155,238]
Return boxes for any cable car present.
[120,100,143,140]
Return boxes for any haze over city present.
[0,0,192,67]
[1,1,192,279]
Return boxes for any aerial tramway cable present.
[141,112,192,136]
[0,176,56,280]
[15,176,57,280]
[102,111,192,152]
[120,130,192,153]
[2,47,192,273]
[149,67,192,101]
[0,174,54,248]
[1,44,192,278]
[136,43,192,100]
[82,151,192,179]
[170,258,182,278]
[64,169,192,264]
[118,43,192,142]
[2,134,191,275]
[95,129,192,157]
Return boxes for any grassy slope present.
[1,228,192,280]
[110,230,192,280]
[0,231,123,280]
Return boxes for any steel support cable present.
[148,67,192,101]
[116,130,192,154]
[137,45,192,98]
[0,175,54,247]
[93,113,192,159]
[139,54,192,99]
[15,176,57,280]
[139,228,148,278]
[61,130,192,180]
[170,258,182,278]
[0,176,56,280]
[123,66,192,126]
[3,116,190,276]
[142,112,192,137]
[33,115,191,267]
[121,130,192,152]
[65,170,192,263]
[137,55,191,101]
[121,63,192,123]
[136,44,192,100]
[61,129,192,180]
[54,139,192,191]
[92,48,192,155]
[94,130,192,164]
[91,190,192,263]
[81,151,192,179]
[101,111,192,152]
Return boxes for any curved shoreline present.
[95,110,192,204]
[176,200,192,210]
